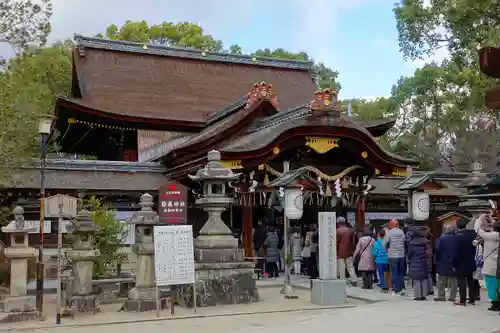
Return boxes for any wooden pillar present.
[355,195,366,232]
[242,197,253,258]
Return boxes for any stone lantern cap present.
[188,150,241,182]
[130,193,159,225]
[66,209,100,233]
[1,206,37,234]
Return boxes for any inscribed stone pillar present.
[66,209,100,314]
[122,193,165,312]
[0,207,39,322]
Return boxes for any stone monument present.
[311,211,347,305]
[65,209,100,315]
[0,206,39,322]
[177,150,258,306]
[122,193,166,311]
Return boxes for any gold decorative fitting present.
[220,160,243,169]
[252,57,257,62]
[375,169,380,175]
[391,167,408,177]
[272,147,280,155]
[67,118,76,124]
[142,45,148,50]
[305,137,339,154]
[309,88,341,113]
[245,81,279,109]
[361,151,368,158]
[258,164,265,171]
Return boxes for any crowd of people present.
[253,213,500,314]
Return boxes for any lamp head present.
[38,115,54,135]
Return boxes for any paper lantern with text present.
[284,187,303,220]
[412,192,429,221]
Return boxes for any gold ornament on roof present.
[245,81,279,109]
[361,151,368,158]
[309,88,341,113]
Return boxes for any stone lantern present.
[0,206,38,322]
[185,150,259,306]
[122,193,163,312]
[66,209,100,314]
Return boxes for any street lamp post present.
[36,116,53,313]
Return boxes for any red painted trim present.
[57,98,205,128]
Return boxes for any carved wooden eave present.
[3,159,167,191]
[216,89,418,174]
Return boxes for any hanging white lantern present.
[284,187,303,220]
[412,191,429,221]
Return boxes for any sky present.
[47,0,445,100]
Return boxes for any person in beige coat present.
[474,215,500,311]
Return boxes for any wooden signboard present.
[158,182,188,224]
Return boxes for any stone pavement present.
[13,296,500,333]
[4,278,500,333]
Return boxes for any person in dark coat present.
[263,225,280,278]
[253,220,268,277]
[434,224,458,301]
[407,225,430,300]
[454,218,478,306]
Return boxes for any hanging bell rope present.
[263,164,362,181]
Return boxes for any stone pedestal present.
[310,279,347,305]
[176,150,258,307]
[64,210,100,315]
[0,207,40,323]
[121,193,167,312]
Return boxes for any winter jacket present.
[407,226,429,280]
[264,232,280,263]
[372,238,389,264]
[435,233,457,276]
[474,218,500,277]
[336,226,356,259]
[290,234,302,261]
[353,236,375,271]
[454,228,477,275]
[382,227,405,258]
[253,226,267,250]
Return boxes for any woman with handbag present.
[353,229,375,289]
[474,215,500,311]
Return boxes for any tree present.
[393,1,500,171]
[0,41,73,188]
[85,197,125,279]
[0,0,52,59]
[98,21,341,91]
[394,0,500,62]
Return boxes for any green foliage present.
[393,1,500,170]
[99,21,341,91]
[0,41,72,188]
[85,197,125,279]
[0,0,52,59]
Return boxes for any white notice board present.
[153,225,195,286]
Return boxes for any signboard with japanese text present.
[153,225,195,286]
[158,182,188,224]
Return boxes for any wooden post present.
[355,195,366,232]
[242,201,253,258]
